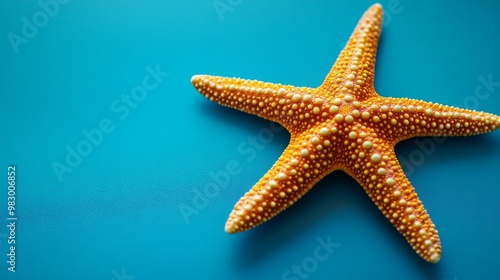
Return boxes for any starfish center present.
[339,104,354,115]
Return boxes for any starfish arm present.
[359,97,500,142]
[191,75,317,131]
[224,128,340,234]
[342,135,441,263]
[318,4,383,101]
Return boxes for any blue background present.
[1,0,499,279]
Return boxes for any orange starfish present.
[190,3,500,263]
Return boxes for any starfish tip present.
[224,223,236,234]
[429,253,441,263]
[367,3,383,14]
[191,74,202,84]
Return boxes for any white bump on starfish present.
[277,172,287,181]
[371,154,381,162]
[362,141,372,149]
[301,149,309,157]
[329,105,339,114]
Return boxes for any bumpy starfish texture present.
[191,4,500,263]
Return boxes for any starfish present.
[190,3,500,263]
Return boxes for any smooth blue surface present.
[1,1,500,279]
